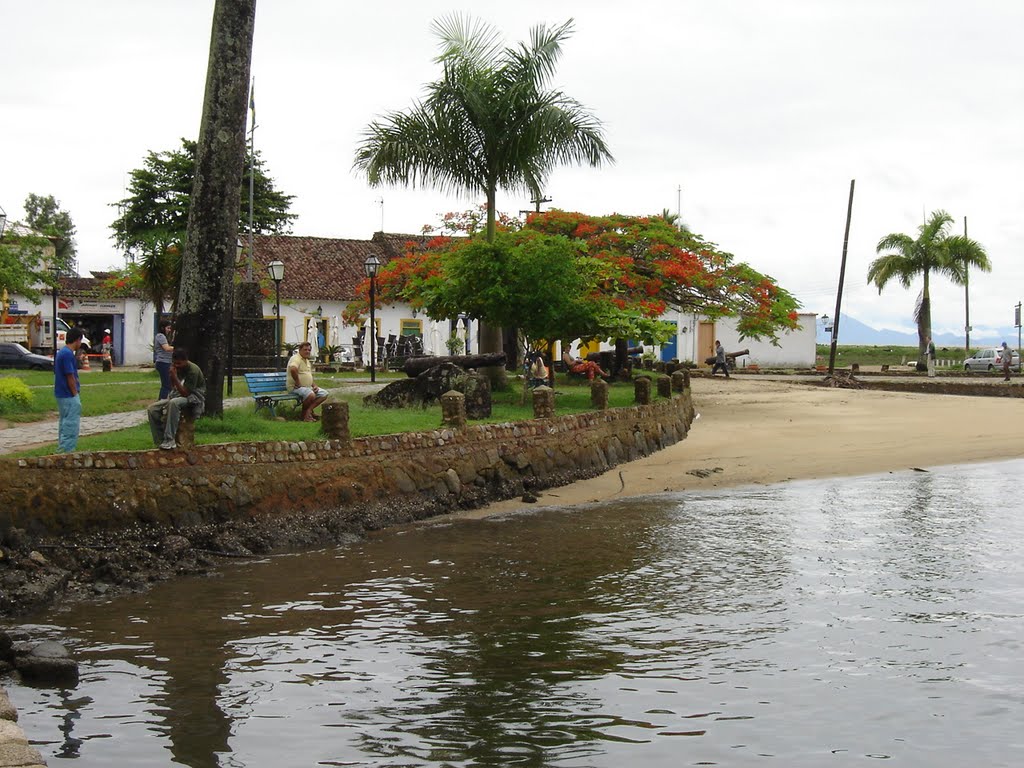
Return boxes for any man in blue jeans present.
[54,327,85,452]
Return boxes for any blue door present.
[660,322,678,361]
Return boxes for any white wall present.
[606,311,817,369]
[263,300,470,358]
[698,313,816,368]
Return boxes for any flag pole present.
[247,78,256,281]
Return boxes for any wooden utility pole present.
[964,216,971,357]
[827,180,856,376]
[175,0,257,417]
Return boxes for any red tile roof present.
[247,233,429,301]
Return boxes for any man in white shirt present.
[287,341,329,422]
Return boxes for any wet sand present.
[472,376,1024,516]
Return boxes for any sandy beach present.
[474,376,1024,516]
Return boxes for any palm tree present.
[867,209,989,368]
[354,15,612,381]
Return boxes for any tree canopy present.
[867,209,989,364]
[0,230,56,302]
[105,137,294,315]
[345,210,799,350]
[111,137,295,263]
[23,193,78,275]
[0,193,76,301]
[354,15,612,243]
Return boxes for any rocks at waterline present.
[1,631,79,686]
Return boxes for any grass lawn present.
[1,369,164,423]
[815,344,969,367]
[11,375,643,457]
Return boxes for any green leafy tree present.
[111,137,295,263]
[354,14,612,382]
[868,209,989,368]
[347,211,799,368]
[0,230,55,302]
[106,138,294,316]
[23,194,78,275]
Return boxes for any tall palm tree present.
[867,209,989,368]
[354,15,612,380]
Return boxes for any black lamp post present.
[49,264,60,354]
[364,254,381,383]
[268,259,285,370]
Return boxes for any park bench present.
[243,371,301,417]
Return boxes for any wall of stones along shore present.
[0,682,46,767]
[0,392,694,539]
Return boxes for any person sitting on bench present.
[527,353,548,388]
[148,347,206,450]
[288,340,329,422]
[562,351,609,381]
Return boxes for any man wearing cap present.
[101,328,113,365]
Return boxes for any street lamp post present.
[364,254,381,383]
[49,264,60,355]
[268,259,285,370]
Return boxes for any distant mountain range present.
[817,313,1018,348]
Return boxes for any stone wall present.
[0,683,45,767]
[0,392,694,539]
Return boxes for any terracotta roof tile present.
[247,233,429,301]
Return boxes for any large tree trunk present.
[175,0,256,417]
[478,185,507,388]
[917,270,932,371]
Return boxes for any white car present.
[964,347,1020,372]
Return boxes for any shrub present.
[0,377,34,414]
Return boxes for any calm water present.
[6,461,1024,767]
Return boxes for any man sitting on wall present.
[147,347,206,450]
[287,340,329,422]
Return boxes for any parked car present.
[963,347,1021,372]
[0,342,55,370]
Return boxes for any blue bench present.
[243,371,302,417]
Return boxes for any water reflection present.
[7,461,1024,767]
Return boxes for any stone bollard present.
[441,390,467,428]
[532,385,555,419]
[464,371,492,419]
[656,374,672,398]
[654,360,666,373]
[851,363,860,374]
[176,412,197,449]
[634,376,652,404]
[591,379,609,410]
[672,369,688,393]
[102,356,112,372]
[320,400,350,442]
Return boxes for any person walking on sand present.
[712,340,730,378]
[926,337,936,378]
[1001,341,1014,381]
[54,327,85,453]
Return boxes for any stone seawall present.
[1,392,694,540]
[0,684,45,767]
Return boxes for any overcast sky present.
[3,0,1022,338]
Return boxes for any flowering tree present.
[345,210,799,358]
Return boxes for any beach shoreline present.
[460,376,1024,518]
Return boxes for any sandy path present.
[467,376,1024,517]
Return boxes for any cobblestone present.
[0,398,253,456]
